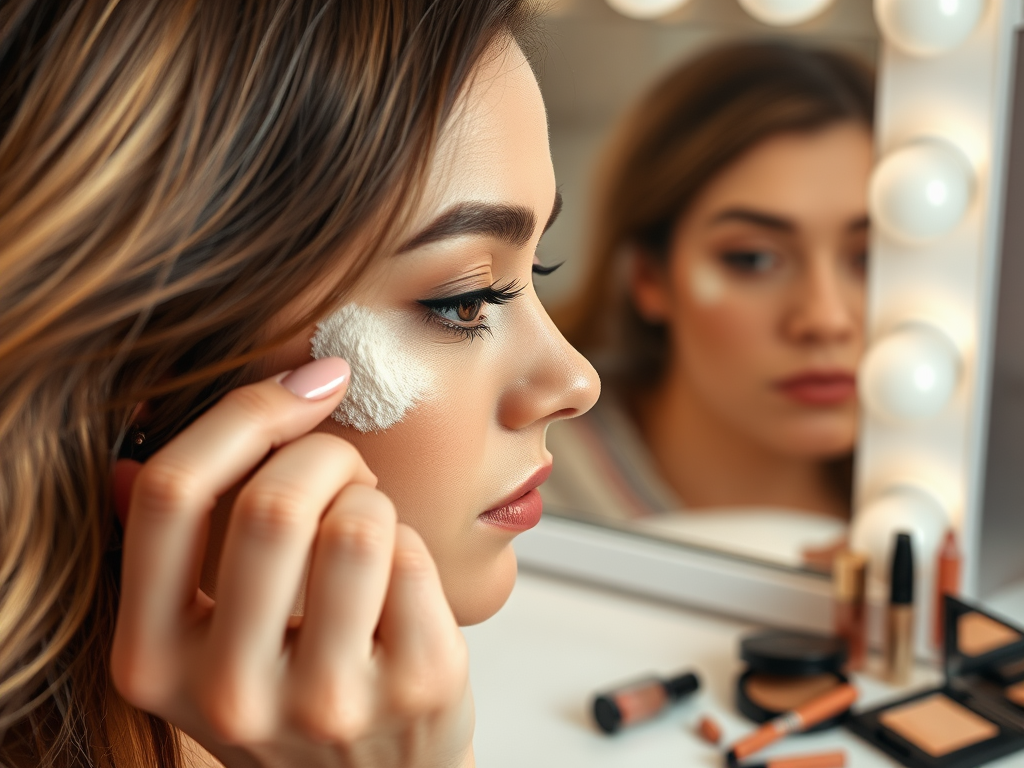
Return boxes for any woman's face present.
[633,124,872,460]
[264,43,600,626]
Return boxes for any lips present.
[776,371,857,406]
[478,464,552,532]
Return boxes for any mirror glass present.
[534,0,879,573]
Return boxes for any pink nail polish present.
[280,358,350,400]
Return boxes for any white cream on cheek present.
[690,261,725,306]
[310,303,432,433]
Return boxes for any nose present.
[783,255,860,346]
[498,298,601,431]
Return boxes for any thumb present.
[113,458,143,528]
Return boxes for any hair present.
[558,39,875,390]
[0,1,536,766]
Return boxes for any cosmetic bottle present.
[833,551,867,671]
[592,670,699,734]
[886,532,915,686]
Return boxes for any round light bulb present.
[850,485,949,590]
[605,0,691,19]
[861,323,960,423]
[870,138,974,243]
[737,0,835,25]
[874,0,986,57]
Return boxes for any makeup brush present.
[741,751,846,768]
[725,683,857,766]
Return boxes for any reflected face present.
[266,42,600,625]
[634,124,872,459]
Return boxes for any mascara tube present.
[886,532,914,685]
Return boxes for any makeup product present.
[833,550,868,671]
[742,750,846,768]
[698,714,722,744]
[848,595,1024,767]
[887,532,915,685]
[311,303,431,432]
[934,530,962,649]
[727,683,857,763]
[592,670,699,734]
[736,630,851,731]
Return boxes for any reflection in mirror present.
[534,0,879,572]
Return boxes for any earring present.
[131,425,146,447]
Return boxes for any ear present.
[113,459,142,528]
[629,247,671,323]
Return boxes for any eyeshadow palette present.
[848,597,1024,768]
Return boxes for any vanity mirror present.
[516,0,1024,639]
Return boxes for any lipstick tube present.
[886,532,914,685]
[833,551,867,671]
[592,670,699,734]
[934,529,961,649]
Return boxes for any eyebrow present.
[399,191,563,253]
[711,207,870,233]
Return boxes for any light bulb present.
[870,138,974,243]
[605,0,691,19]
[874,0,986,57]
[861,323,960,423]
[737,0,835,25]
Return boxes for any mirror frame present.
[517,0,1022,641]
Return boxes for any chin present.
[772,419,857,459]
[446,545,519,626]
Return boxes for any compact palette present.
[736,630,852,731]
[849,596,1024,767]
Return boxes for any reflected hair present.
[0,1,537,766]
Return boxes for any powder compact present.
[737,629,852,732]
[849,596,1024,767]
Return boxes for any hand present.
[110,358,474,768]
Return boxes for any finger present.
[207,433,373,680]
[376,525,467,713]
[118,358,359,654]
[287,485,397,734]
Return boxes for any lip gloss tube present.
[833,551,867,671]
[886,532,915,685]
[592,670,700,734]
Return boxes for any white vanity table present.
[465,569,1024,768]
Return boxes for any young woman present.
[544,41,873,532]
[0,2,598,766]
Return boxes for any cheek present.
[671,278,779,381]
[317,379,516,625]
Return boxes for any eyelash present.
[418,263,562,341]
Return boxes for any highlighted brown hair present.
[0,1,536,765]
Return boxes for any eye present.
[450,297,484,324]
[417,280,525,342]
[721,250,778,273]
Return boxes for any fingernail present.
[280,357,350,400]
